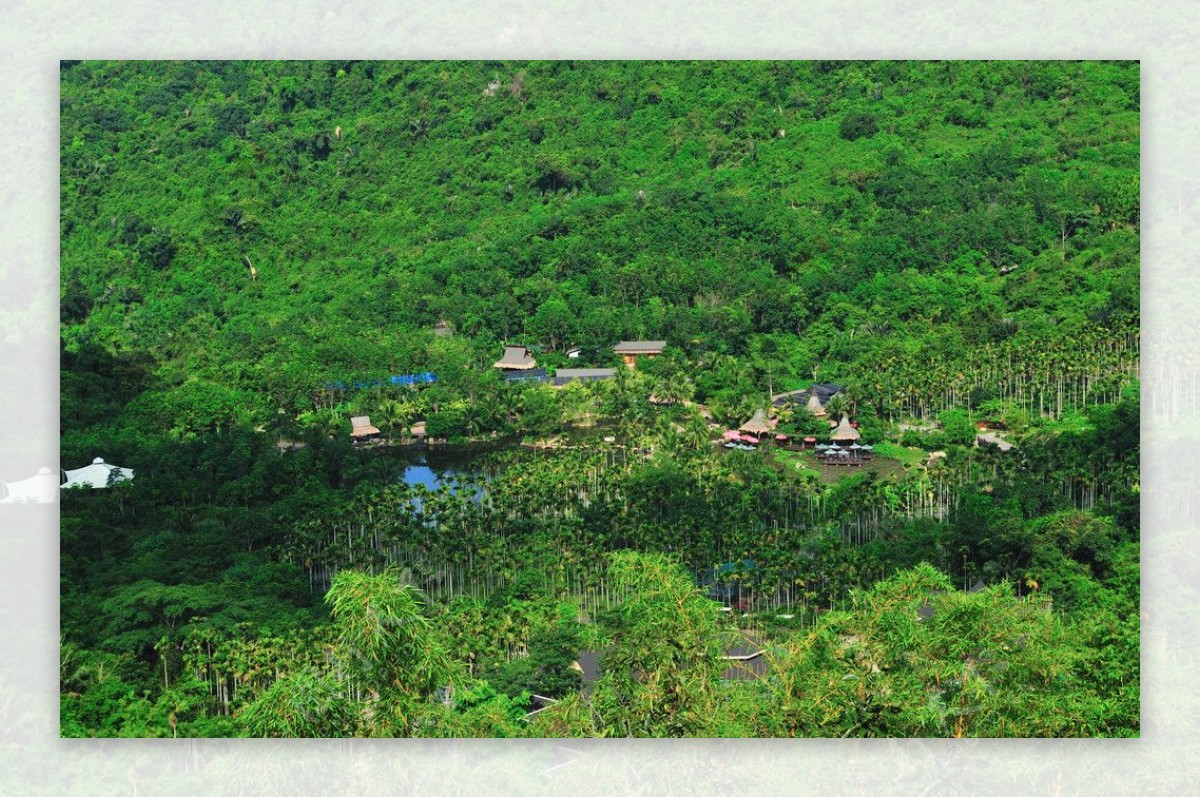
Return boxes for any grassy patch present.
[872,441,926,466]
[1033,412,1094,436]
[771,447,823,478]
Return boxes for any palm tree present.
[653,373,695,406]
[297,407,346,440]
[376,399,411,442]
[824,392,849,421]
[683,415,712,451]
[474,391,508,435]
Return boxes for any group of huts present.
[347,339,1014,460]
[723,385,877,463]
[347,341,668,444]
[492,340,665,386]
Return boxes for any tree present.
[515,386,562,438]
[239,670,356,737]
[839,110,878,140]
[763,564,1111,737]
[577,552,726,737]
[326,569,459,702]
[823,392,849,422]
[241,569,465,737]
[938,408,976,446]
[530,297,575,352]
[375,398,411,441]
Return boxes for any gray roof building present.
[554,368,616,386]
[494,344,537,370]
[613,340,666,355]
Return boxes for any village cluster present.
[346,338,877,464]
[10,337,1019,504]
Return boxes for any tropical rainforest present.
[59,60,1140,737]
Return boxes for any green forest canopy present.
[61,60,1138,430]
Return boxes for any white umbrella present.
[62,457,134,490]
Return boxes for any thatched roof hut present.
[613,340,665,366]
[493,344,537,370]
[806,392,827,417]
[350,416,382,439]
[739,409,773,436]
[830,415,860,443]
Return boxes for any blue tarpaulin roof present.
[326,372,437,391]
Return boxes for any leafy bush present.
[839,110,878,140]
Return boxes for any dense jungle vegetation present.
[59,60,1140,738]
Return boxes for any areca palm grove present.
[61,60,1138,737]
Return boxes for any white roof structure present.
[1,467,59,504]
[61,457,134,490]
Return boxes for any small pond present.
[378,444,503,496]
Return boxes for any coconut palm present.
[375,398,411,442]
[824,392,850,421]
[683,415,712,451]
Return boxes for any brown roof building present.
[739,409,774,437]
[493,344,537,370]
[350,416,382,439]
[830,415,860,443]
[806,392,827,417]
[613,340,665,366]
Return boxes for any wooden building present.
[829,415,861,444]
[739,409,774,439]
[493,344,537,370]
[505,368,550,384]
[350,416,382,442]
[613,340,665,366]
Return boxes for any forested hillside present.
[59,61,1140,738]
